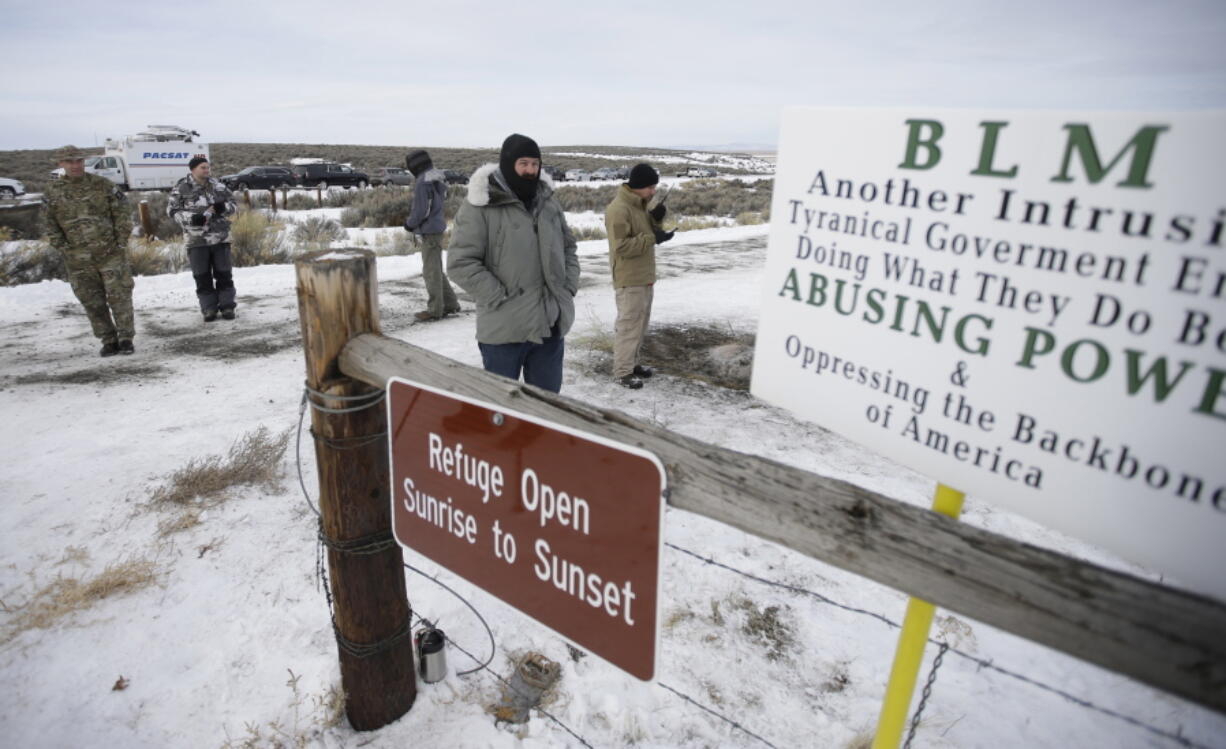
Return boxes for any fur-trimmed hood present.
[466,162,556,207]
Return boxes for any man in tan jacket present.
[604,164,674,389]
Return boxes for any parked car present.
[565,169,591,182]
[292,162,370,189]
[542,165,566,182]
[442,169,469,185]
[370,167,415,187]
[613,166,630,180]
[677,166,718,178]
[221,166,295,191]
[0,177,26,198]
[590,167,619,181]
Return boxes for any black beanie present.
[499,133,542,207]
[627,163,659,189]
[405,149,432,176]
[188,156,209,170]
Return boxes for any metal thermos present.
[415,626,447,683]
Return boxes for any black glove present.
[653,229,675,244]
[190,213,206,227]
[649,203,666,221]
[212,201,227,214]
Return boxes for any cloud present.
[3,0,1225,149]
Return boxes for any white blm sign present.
[752,108,1225,601]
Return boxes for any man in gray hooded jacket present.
[447,134,579,393]
[404,149,460,321]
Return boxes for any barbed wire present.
[657,682,780,748]
[666,541,1212,749]
[291,395,1210,749]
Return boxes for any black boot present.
[100,341,120,357]
[203,309,218,323]
[618,374,644,390]
[632,365,654,378]
[118,340,135,355]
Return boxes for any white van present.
[50,125,209,190]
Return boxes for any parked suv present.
[565,169,590,182]
[370,167,414,186]
[677,166,717,178]
[0,177,26,198]
[590,167,619,181]
[442,169,469,185]
[221,166,295,191]
[292,163,370,189]
[542,165,566,182]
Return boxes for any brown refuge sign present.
[386,378,666,681]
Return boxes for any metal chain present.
[903,641,949,749]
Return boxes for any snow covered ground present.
[1,223,1223,748]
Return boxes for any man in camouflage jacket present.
[168,157,237,321]
[42,145,136,357]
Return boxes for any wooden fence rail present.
[339,330,1226,716]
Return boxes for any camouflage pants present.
[63,245,135,344]
[419,233,459,317]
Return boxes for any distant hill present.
[0,143,773,194]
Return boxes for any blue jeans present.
[478,325,565,393]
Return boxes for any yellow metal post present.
[871,483,965,749]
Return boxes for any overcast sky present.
[3,0,1224,151]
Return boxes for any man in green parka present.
[447,134,579,393]
[604,164,673,389]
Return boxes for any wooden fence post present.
[137,200,154,239]
[243,190,252,210]
[337,333,1226,714]
[295,249,415,730]
[269,188,277,212]
[316,187,324,207]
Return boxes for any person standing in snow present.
[447,133,579,393]
[604,163,673,389]
[42,145,137,357]
[403,149,461,321]
[168,157,237,322]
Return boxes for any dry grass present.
[149,426,291,510]
[369,230,418,256]
[220,669,346,748]
[128,238,186,276]
[845,732,874,749]
[157,509,203,537]
[230,210,290,267]
[0,240,63,286]
[292,216,345,248]
[571,319,755,389]
[571,225,607,241]
[2,557,159,644]
[672,216,733,232]
[55,546,90,567]
[719,594,796,662]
